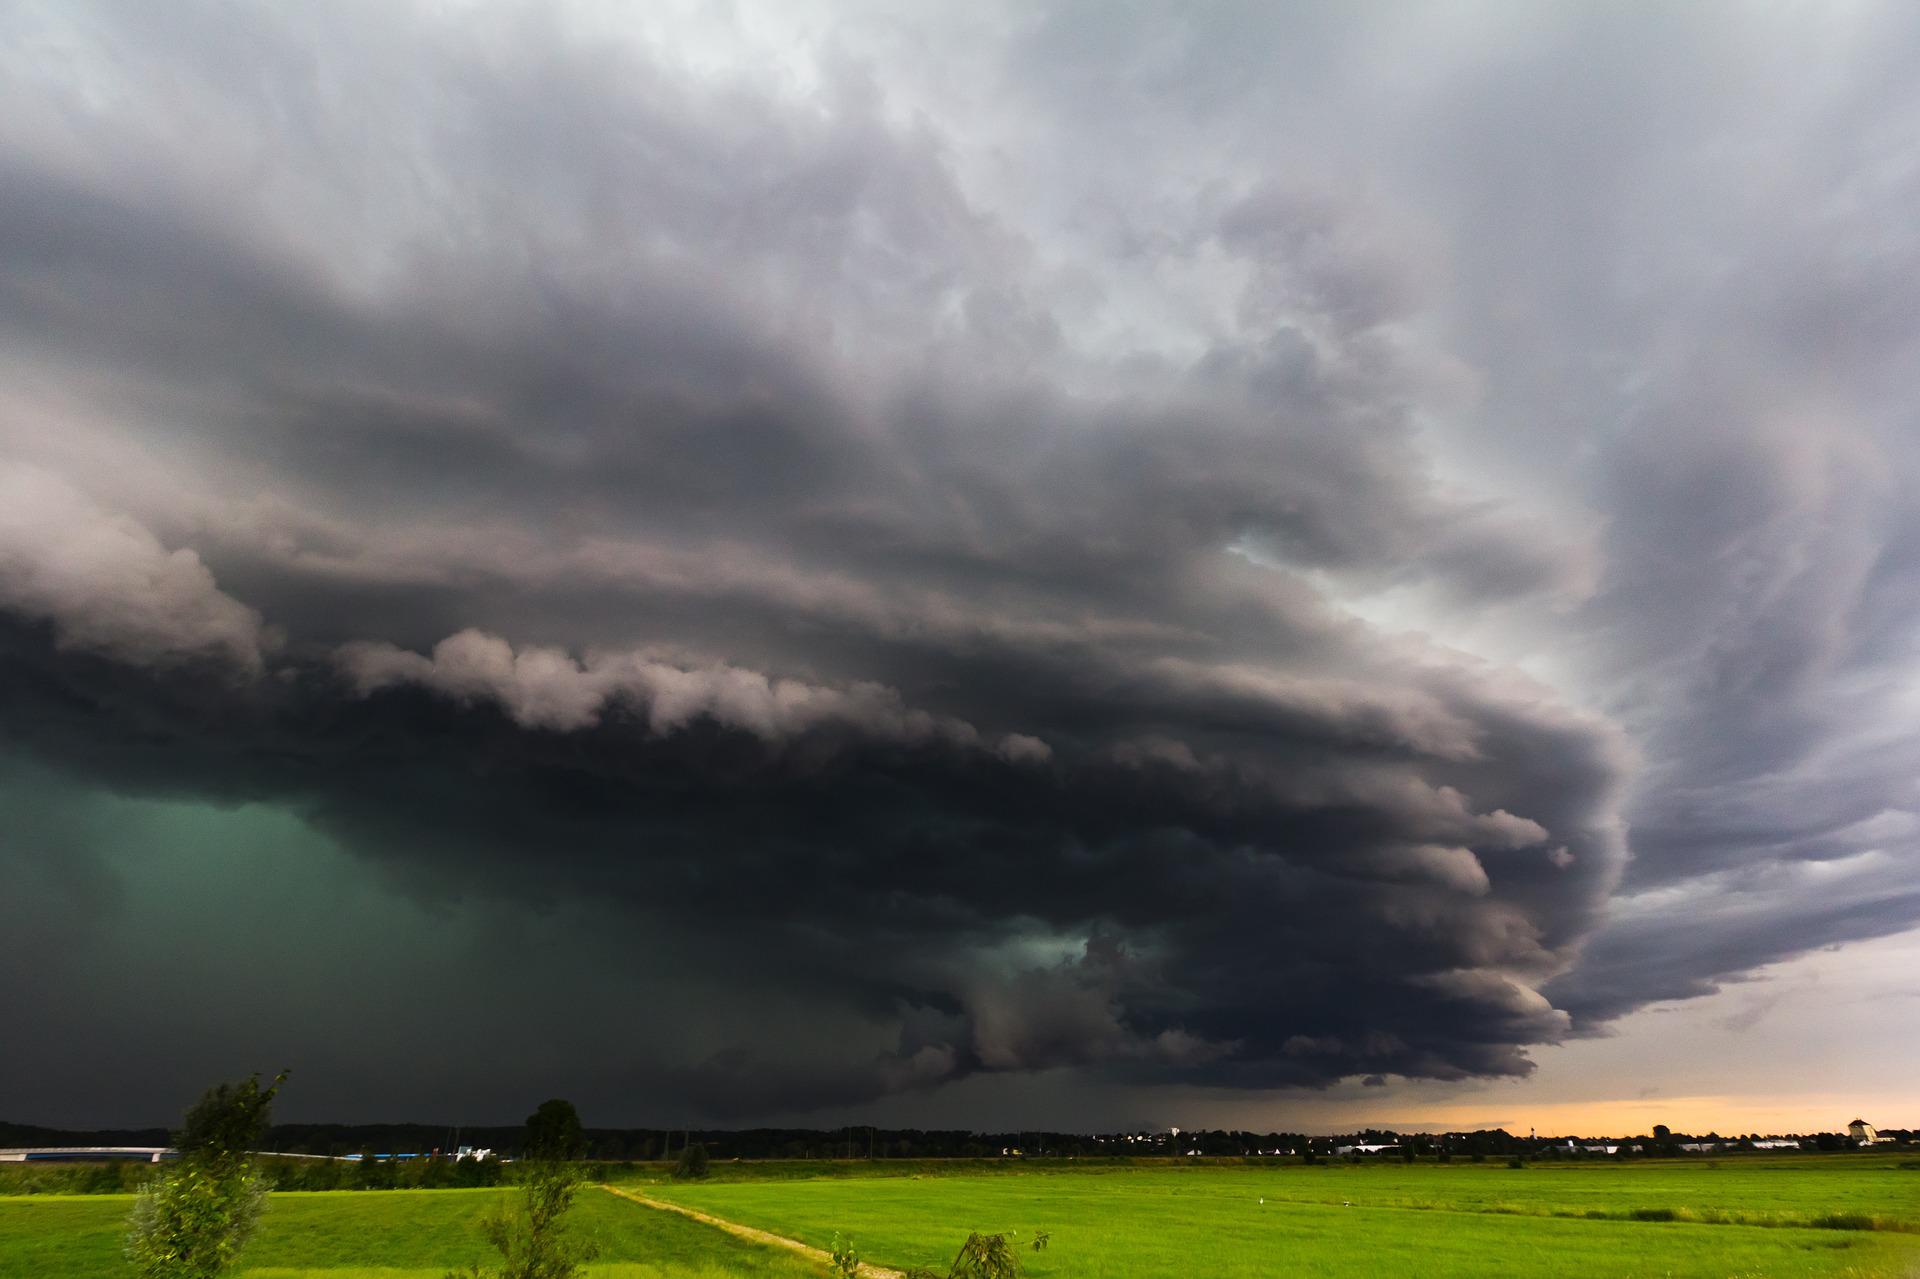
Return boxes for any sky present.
[2,0,1918,1137]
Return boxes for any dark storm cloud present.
[1,0,1917,1121]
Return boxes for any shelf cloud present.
[3,0,1918,1123]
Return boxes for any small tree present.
[448,1099,596,1279]
[829,1232,861,1279]
[673,1141,709,1181]
[946,1232,1020,1279]
[126,1071,286,1279]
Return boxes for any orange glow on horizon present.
[1351,1093,1920,1138]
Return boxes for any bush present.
[457,1156,506,1188]
[1628,1208,1676,1222]
[1506,1156,1526,1169]
[673,1142,710,1181]
[449,1098,596,1279]
[946,1231,1020,1279]
[82,1161,138,1193]
[125,1071,285,1279]
[448,1158,597,1279]
[829,1232,861,1279]
[356,1153,401,1191]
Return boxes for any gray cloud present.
[0,464,269,673]
[1,0,1916,1123]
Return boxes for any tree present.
[126,1071,286,1279]
[448,1099,596,1279]
[673,1141,709,1181]
[523,1100,585,1162]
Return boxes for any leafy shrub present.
[356,1153,400,1190]
[82,1161,139,1193]
[829,1232,861,1278]
[125,1071,284,1279]
[458,1156,507,1188]
[448,1099,596,1279]
[127,1162,268,1279]
[446,1158,597,1279]
[673,1142,710,1181]
[946,1231,1020,1279]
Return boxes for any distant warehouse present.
[0,1146,172,1163]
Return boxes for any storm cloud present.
[2,0,1917,1124]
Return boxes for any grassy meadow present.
[643,1155,1920,1278]
[1,1154,1915,1277]
[0,1186,816,1279]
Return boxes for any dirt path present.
[599,1183,906,1279]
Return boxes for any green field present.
[643,1156,1920,1278]
[3,1156,1916,1278]
[0,1187,816,1279]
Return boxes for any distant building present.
[1750,1139,1801,1150]
[0,1146,169,1163]
[1848,1119,1888,1145]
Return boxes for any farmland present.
[0,1186,815,1279]
[641,1155,1920,1278]
[2,1155,1915,1277]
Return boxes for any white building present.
[1848,1119,1888,1145]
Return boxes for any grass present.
[4,1155,1916,1277]
[0,1187,820,1279]
[238,1270,803,1279]
[238,1270,802,1279]
[645,1157,1920,1278]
